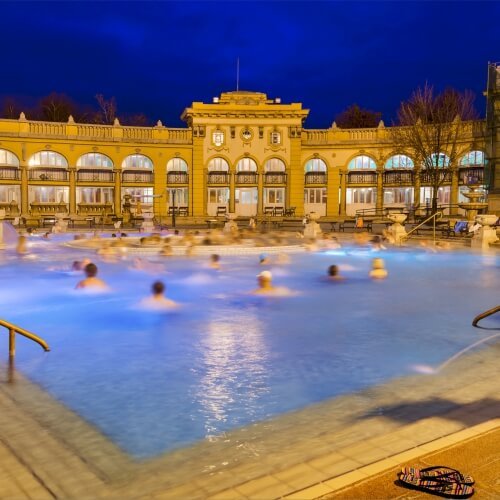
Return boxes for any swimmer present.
[252,270,292,296]
[75,263,109,290]
[209,254,221,270]
[139,281,179,310]
[327,265,345,281]
[369,258,388,279]
[72,258,92,271]
[259,253,270,265]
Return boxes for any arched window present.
[0,149,19,167]
[28,151,67,168]
[236,158,257,172]
[167,158,188,172]
[385,154,414,169]
[77,153,113,168]
[122,154,153,170]
[207,157,229,172]
[264,158,286,172]
[460,151,486,167]
[348,155,376,170]
[304,158,327,172]
[426,153,450,168]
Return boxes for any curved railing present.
[0,319,50,358]
[472,305,500,328]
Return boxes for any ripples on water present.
[1,235,498,458]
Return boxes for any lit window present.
[348,155,376,170]
[264,158,286,172]
[385,155,414,169]
[0,149,19,167]
[166,158,188,172]
[304,158,327,172]
[122,154,153,170]
[78,153,113,168]
[460,151,485,166]
[207,158,229,172]
[29,151,68,168]
[236,158,257,172]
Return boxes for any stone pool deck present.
[0,338,498,499]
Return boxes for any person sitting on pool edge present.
[369,258,388,279]
[76,263,109,290]
[140,281,179,310]
[252,270,293,296]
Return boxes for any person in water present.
[140,281,179,309]
[16,235,28,255]
[252,271,292,296]
[76,263,109,289]
[209,254,221,270]
[369,258,388,279]
[327,265,345,281]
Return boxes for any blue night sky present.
[1,1,499,128]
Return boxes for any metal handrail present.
[0,319,50,358]
[472,305,500,327]
[402,211,443,242]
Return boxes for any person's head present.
[372,258,385,270]
[72,261,82,271]
[152,281,165,296]
[259,253,268,264]
[257,270,272,287]
[84,263,98,277]
[328,265,340,277]
[211,254,220,263]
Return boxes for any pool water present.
[1,237,498,458]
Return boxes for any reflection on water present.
[194,310,269,440]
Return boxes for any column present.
[326,167,340,217]
[340,169,347,216]
[450,167,459,215]
[113,168,122,215]
[376,169,383,215]
[257,171,264,215]
[20,163,29,217]
[229,171,235,213]
[68,167,76,215]
[413,167,421,217]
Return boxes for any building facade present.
[0,73,498,223]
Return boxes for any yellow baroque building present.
[0,65,498,225]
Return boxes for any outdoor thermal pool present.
[0,235,498,459]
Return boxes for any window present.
[460,151,486,167]
[348,155,376,170]
[270,131,281,145]
[29,186,69,203]
[264,188,284,204]
[236,158,257,172]
[167,188,189,205]
[420,186,450,205]
[0,149,19,167]
[304,158,327,172]
[346,188,376,204]
[383,188,413,204]
[0,185,20,203]
[124,187,154,205]
[77,153,113,168]
[166,158,188,172]
[385,155,414,169]
[207,157,229,172]
[122,154,153,169]
[208,188,229,204]
[212,130,224,147]
[264,158,286,172]
[304,188,327,204]
[425,153,449,168]
[76,187,113,204]
[28,151,67,168]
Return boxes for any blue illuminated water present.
[1,236,498,458]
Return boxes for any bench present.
[338,220,373,232]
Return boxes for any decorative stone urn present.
[471,214,499,249]
[303,212,323,239]
[223,212,239,234]
[386,212,408,245]
[141,212,155,233]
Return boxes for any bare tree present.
[335,104,382,128]
[1,96,19,119]
[39,92,76,122]
[391,84,478,214]
[95,94,117,124]
[120,113,150,126]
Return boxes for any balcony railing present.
[264,172,287,184]
[0,167,19,180]
[459,167,484,185]
[235,172,258,184]
[304,172,327,185]
[77,169,114,182]
[30,202,68,215]
[77,203,113,215]
[207,172,230,184]
[122,170,154,183]
[28,168,68,182]
[0,202,20,216]
[167,171,189,184]
[420,169,452,184]
[383,170,413,185]
[347,171,377,184]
